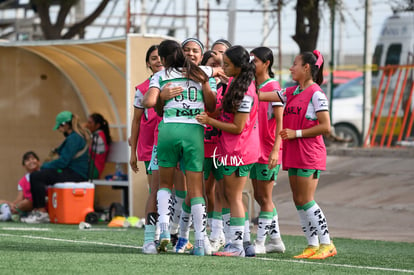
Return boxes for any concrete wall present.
[0,36,167,219]
[0,47,86,204]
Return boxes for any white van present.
[371,11,414,137]
[331,11,414,146]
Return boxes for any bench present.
[89,140,130,214]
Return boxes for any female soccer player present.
[196,45,259,257]
[129,45,164,254]
[259,50,337,260]
[87,113,112,179]
[249,46,286,254]
[144,39,216,256]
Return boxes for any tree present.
[390,0,414,12]
[31,0,110,40]
[291,0,320,52]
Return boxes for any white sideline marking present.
[0,232,412,273]
[0,233,141,249]
[256,257,414,273]
[80,228,128,231]
[1,227,50,231]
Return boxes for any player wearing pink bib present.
[249,47,285,255]
[197,45,260,257]
[134,79,159,162]
[18,174,32,202]
[86,113,111,179]
[200,49,228,253]
[129,45,164,255]
[259,50,337,260]
[0,151,40,220]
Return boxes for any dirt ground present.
[266,148,414,243]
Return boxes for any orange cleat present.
[293,245,319,259]
[308,242,337,260]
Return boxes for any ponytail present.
[301,50,324,85]
[71,114,91,146]
[222,45,256,113]
[250,46,275,78]
[158,39,208,84]
[90,113,112,145]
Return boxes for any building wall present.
[0,47,86,203]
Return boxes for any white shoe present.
[254,240,266,254]
[265,237,285,253]
[209,239,222,253]
[204,236,212,255]
[142,242,158,254]
[23,211,50,224]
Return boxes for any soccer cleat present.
[243,241,256,257]
[293,245,319,259]
[204,236,212,255]
[157,230,170,253]
[154,240,167,252]
[223,242,232,252]
[186,241,194,250]
[174,237,189,253]
[209,238,225,253]
[142,242,158,254]
[190,246,205,256]
[265,237,286,253]
[170,233,179,247]
[213,243,245,257]
[254,240,266,254]
[308,242,337,260]
[22,211,50,224]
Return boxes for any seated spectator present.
[86,113,112,179]
[0,151,40,221]
[22,111,90,224]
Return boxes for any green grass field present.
[0,222,413,274]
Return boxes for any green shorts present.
[249,163,280,181]
[157,121,205,172]
[204,158,222,181]
[288,168,321,179]
[144,161,152,175]
[220,163,254,177]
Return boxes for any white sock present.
[155,222,160,241]
[222,210,231,244]
[243,213,251,243]
[210,213,223,241]
[179,202,191,239]
[170,193,184,234]
[157,188,172,232]
[208,217,213,229]
[304,201,331,245]
[269,208,282,240]
[297,206,319,247]
[191,197,206,248]
[230,217,245,249]
[256,211,273,242]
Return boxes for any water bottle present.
[113,164,123,180]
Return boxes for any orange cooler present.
[48,182,95,224]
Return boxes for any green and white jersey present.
[150,66,216,125]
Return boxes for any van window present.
[372,45,383,77]
[385,44,402,65]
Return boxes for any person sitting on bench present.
[23,111,90,224]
